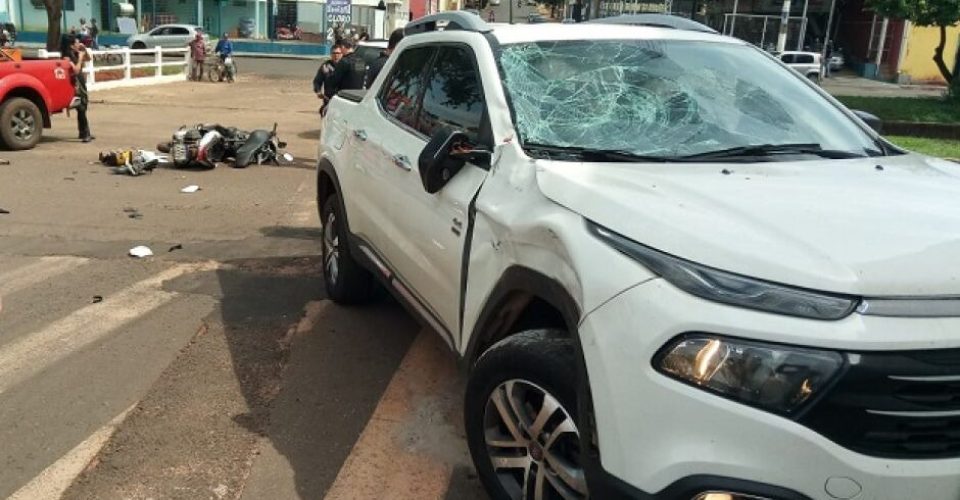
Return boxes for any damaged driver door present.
[367,44,490,348]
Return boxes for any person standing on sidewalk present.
[89,19,100,49]
[314,43,343,115]
[188,33,206,81]
[61,34,94,142]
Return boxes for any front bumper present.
[579,278,960,500]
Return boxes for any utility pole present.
[509,0,513,23]
[775,0,791,53]
[819,0,837,78]
[796,0,809,50]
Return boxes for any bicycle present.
[207,56,237,83]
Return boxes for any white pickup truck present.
[318,12,960,500]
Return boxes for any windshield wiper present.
[523,143,677,163]
[677,143,869,161]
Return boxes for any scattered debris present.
[721,168,733,175]
[0,208,8,214]
[92,295,103,303]
[122,207,142,219]
[0,158,10,165]
[168,244,183,252]
[180,185,201,194]
[128,245,153,258]
[875,165,885,171]
[63,177,76,181]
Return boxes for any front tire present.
[466,329,589,500]
[321,193,376,304]
[0,97,42,150]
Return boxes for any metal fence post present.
[123,47,132,80]
[155,46,163,77]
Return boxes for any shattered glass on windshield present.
[499,40,881,159]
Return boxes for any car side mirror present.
[851,110,883,133]
[418,128,491,194]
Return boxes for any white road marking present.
[0,262,217,396]
[7,404,136,500]
[0,256,89,296]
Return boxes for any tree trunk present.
[932,24,956,86]
[43,0,63,51]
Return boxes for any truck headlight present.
[656,335,844,415]
[588,222,858,320]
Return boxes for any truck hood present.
[536,154,960,296]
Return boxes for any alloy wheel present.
[11,109,34,141]
[483,379,588,500]
[323,211,340,285]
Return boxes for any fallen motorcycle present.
[156,123,289,169]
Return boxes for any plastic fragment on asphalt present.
[92,295,103,303]
[181,185,201,193]
[0,208,8,214]
[128,246,153,258]
[168,244,183,252]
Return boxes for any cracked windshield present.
[500,40,883,160]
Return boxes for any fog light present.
[692,492,772,500]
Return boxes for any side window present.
[151,27,167,36]
[797,54,814,64]
[780,54,794,64]
[379,46,434,130]
[418,47,485,142]
[172,27,191,35]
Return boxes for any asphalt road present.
[0,74,485,499]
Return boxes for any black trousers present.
[75,77,91,139]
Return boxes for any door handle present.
[353,129,367,141]
[392,154,411,171]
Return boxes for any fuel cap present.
[825,476,862,499]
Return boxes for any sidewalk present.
[823,73,947,98]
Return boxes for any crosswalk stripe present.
[7,404,135,500]
[324,331,463,500]
[0,261,218,396]
[0,256,89,297]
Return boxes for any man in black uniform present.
[324,39,367,100]
[364,29,404,89]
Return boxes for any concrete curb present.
[234,52,324,61]
[884,121,960,140]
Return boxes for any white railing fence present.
[81,46,190,91]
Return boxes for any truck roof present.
[485,23,743,45]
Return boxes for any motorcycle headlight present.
[656,335,844,415]
[588,222,858,320]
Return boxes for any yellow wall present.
[900,24,960,84]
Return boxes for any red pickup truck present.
[0,57,76,150]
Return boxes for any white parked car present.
[127,24,207,49]
[354,39,388,67]
[319,12,960,500]
[778,50,822,82]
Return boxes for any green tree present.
[868,0,960,93]
[43,0,63,51]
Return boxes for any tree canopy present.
[868,0,960,90]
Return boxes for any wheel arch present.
[463,266,581,369]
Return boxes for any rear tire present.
[321,193,376,304]
[0,97,42,151]
[466,330,589,500]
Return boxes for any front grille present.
[799,348,960,459]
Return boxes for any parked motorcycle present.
[276,24,302,40]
